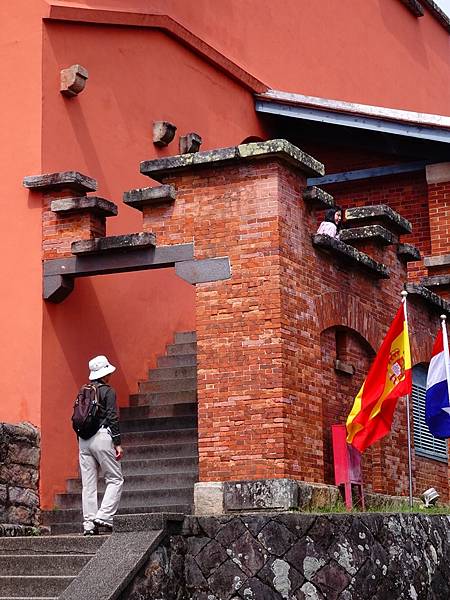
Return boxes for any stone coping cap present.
[397,243,421,262]
[140,139,325,181]
[113,512,185,533]
[302,186,335,209]
[420,275,450,289]
[406,283,450,314]
[123,184,176,210]
[312,233,390,279]
[23,171,97,193]
[71,232,156,255]
[345,204,412,234]
[340,224,398,246]
[51,196,118,217]
[424,254,450,268]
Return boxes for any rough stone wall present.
[0,422,40,526]
[121,512,450,600]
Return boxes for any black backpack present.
[72,383,105,440]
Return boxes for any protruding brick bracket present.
[123,185,176,210]
[406,283,450,314]
[302,186,335,209]
[312,234,390,279]
[345,205,412,235]
[340,225,398,246]
[43,242,231,303]
[397,243,421,263]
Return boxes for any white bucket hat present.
[88,355,116,381]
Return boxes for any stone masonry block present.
[123,185,176,210]
[194,482,224,515]
[303,186,335,209]
[179,132,202,154]
[60,64,89,97]
[23,171,97,194]
[153,121,177,146]
[223,479,298,511]
[345,204,411,234]
[50,196,118,217]
[71,232,155,255]
[397,243,421,263]
[426,162,450,184]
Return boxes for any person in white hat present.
[78,355,124,535]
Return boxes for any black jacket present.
[93,381,121,446]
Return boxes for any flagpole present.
[401,290,414,510]
[440,315,450,403]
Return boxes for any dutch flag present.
[425,321,450,439]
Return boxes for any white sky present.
[435,0,450,17]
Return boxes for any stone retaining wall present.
[121,512,450,600]
[0,422,40,526]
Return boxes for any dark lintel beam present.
[44,243,194,279]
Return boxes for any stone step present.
[121,402,197,420]
[157,354,197,368]
[166,342,197,356]
[0,554,91,576]
[0,535,105,555]
[120,415,197,433]
[42,504,191,530]
[137,377,197,393]
[66,471,198,494]
[121,429,198,448]
[125,454,198,474]
[174,331,197,344]
[148,365,197,381]
[0,576,74,597]
[128,390,197,407]
[56,487,194,509]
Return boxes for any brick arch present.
[315,291,380,352]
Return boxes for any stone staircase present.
[0,534,105,599]
[42,331,198,535]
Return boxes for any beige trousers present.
[78,427,124,531]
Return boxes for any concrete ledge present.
[71,232,156,255]
[302,186,335,209]
[23,171,97,193]
[426,162,450,184]
[424,254,450,268]
[340,224,398,246]
[397,243,421,262]
[224,479,298,511]
[406,283,450,314]
[114,512,184,533]
[334,359,355,375]
[312,234,390,279]
[421,275,450,290]
[194,482,224,515]
[140,139,325,181]
[123,185,176,210]
[345,204,411,234]
[51,196,118,217]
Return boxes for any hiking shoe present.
[93,518,113,531]
[83,526,98,536]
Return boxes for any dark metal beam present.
[307,161,429,186]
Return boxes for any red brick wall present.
[141,150,445,498]
[415,455,449,503]
[428,181,450,256]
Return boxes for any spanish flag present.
[346,303,412,453]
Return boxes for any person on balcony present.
[316,207,342,239]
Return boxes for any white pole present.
[401,290,414,510]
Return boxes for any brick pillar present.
[427,163,450,257]
[139,140,326,506]
[23,171,117,259]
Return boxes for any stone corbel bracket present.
[43,241,231,303]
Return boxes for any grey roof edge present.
[140,139,324,181]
